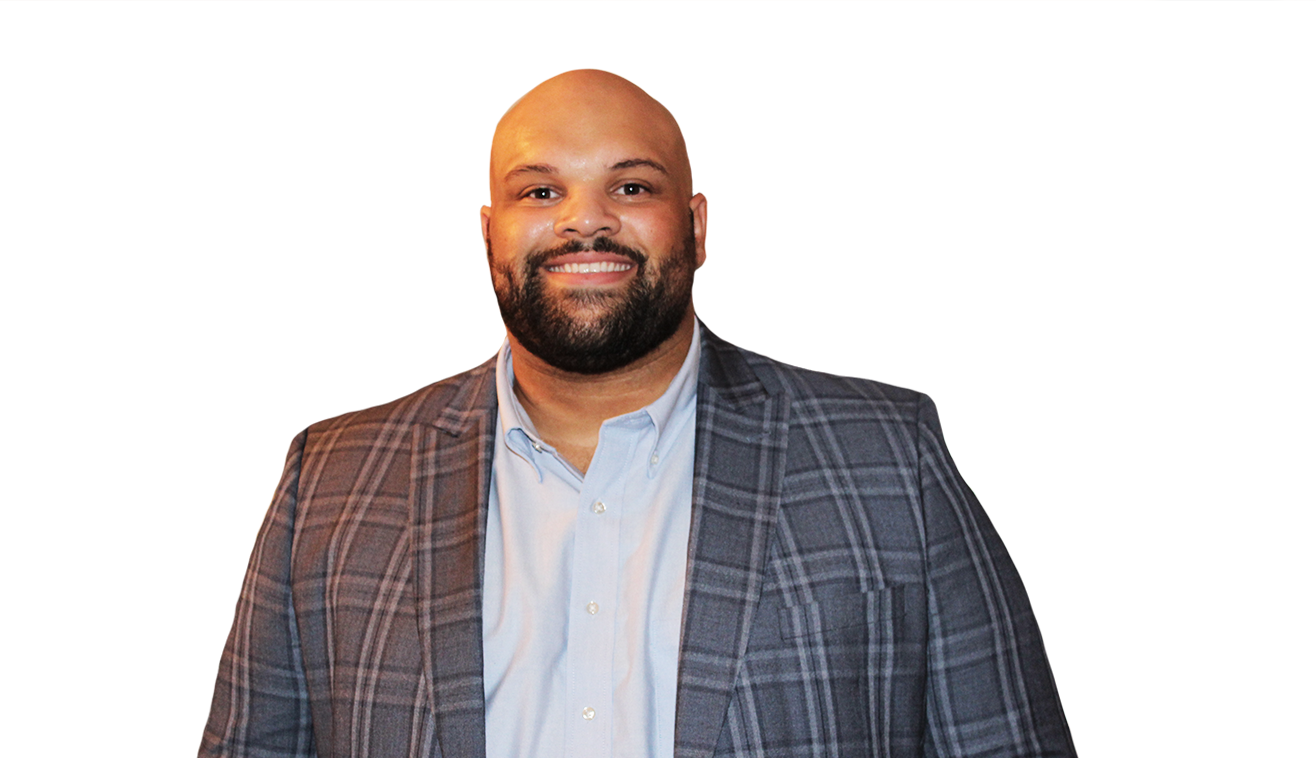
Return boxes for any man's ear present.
[481,207,494,281]
[689,193,708,269]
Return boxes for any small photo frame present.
[52,397,90,436]
[0,365,38,442]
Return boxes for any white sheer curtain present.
[1284,0,1316,318]
[460,146,505,368]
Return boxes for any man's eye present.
[526,187,556,200]
[619,183,647,196]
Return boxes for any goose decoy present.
[87,225,267,434]
[25,239,161,397]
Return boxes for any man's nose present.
[554,191,619,239]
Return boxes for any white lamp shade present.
[14,634,209,758]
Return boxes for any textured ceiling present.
[0,0,457,117]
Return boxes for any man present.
[200,70,1075,758]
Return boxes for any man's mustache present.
[524,237,647,272]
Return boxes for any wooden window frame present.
[689,29,1294,758]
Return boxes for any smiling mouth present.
[545,261,635,274]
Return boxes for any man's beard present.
[489,231,696,375]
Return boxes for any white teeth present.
[546,261,633,274]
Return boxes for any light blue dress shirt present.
[482,325,700,758]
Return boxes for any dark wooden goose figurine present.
[87,223,267,431]
[23,236,159,394]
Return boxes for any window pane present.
[1158,584,1310,752]
[915,368,1068,568]
[915,161,1068,368]
[1158,352,1316,571]
[1021,576,1073,721]
[779,181,905,376]
[1147,125,1310,350]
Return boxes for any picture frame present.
[0,365,38,442]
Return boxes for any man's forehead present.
[489,70,691,189]
[503,158,670,180]
[493,122,678,178]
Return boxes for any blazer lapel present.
[411,362,497,758]
[674,327,790,758]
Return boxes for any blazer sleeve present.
[916,395,1076,757]
[199,431,317,758]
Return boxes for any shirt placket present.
[561,418,640,758]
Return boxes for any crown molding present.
[0,0,618,149]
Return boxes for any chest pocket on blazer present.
[777,584,907,641]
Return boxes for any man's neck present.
[508,310,697,474]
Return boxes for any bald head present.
[480,69,708,376]
[490,70,693,198]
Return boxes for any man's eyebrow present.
[505,164,557,181]
[610,158,668,175]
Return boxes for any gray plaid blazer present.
[201,327,1075,758]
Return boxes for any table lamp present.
[13,636,213,752]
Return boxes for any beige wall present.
[0,0,1279,752]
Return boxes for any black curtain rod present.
[310,0,1273,186]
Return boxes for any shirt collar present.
[642,321,701,442]
[494,341,544,473]
[494,322,702,464]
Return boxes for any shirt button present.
[591,500,606,514]
[650,453,659,465]
[531,441,543,452]
[586,601,599,615]
[582,706,596,720]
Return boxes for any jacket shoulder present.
[303,356,497,445]
[709,335,926,423]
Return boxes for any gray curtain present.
[321,125,465,421]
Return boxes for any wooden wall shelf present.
[0,436,232,515]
